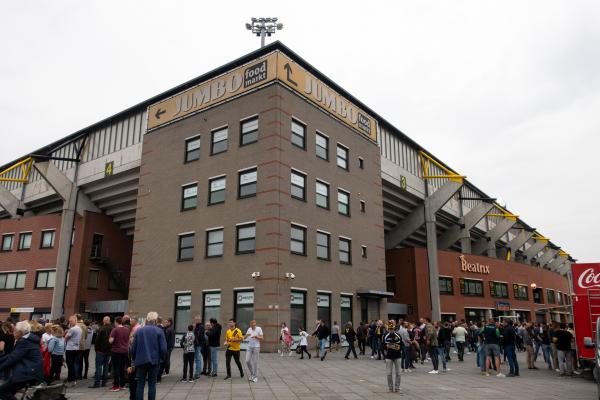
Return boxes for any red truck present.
[571,263,600,396]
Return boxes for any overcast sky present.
[1,1,598,262]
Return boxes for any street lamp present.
[246,17,284,48]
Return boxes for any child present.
[46,325,65,384]
[298,328,311,359]
[181,325,195,382]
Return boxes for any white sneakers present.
[428,370,439,374]
[496,373,506,378]
[249,376,258,383]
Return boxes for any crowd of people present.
[0,312,579,398]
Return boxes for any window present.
[291,170,306,201]
[240,117,258,145]
[1,234,13,251]
[291,119,306,149]
[18,232,32,250]
[316,231,330,260]
[316,181,329,209]
[340,295,353,326]
[91,234,103,258]
[315,132,329,160]
[317,293,331,325]
[0,272,26,290]
[490,281,509,298]
[211,127,228,155]
[236,223,256,254]
[339,237,351,264]
[109,279,120,291]
[290,291,306,333]
[234,291,255,334]
[290,224,306,255]
[35,270,56,289]
[386,275,396,294]
[439,277,453,295]
[460,278,483,297]
[181,184,198,210]
[546,289,556,304]
[88,269,99,289]
[557,292,564,305]
[533,288,544,304]
[336,144,348,170]
[178,233,195,261]
[203,292,221,325]
[337,190,350,216]
[40,230,55,249]
[185,136,200,162]
[206,229,224,257]
[513,284,529,300]
[358,157,364,169]
[361,245,367,258]
[238,168,257,198]
[175,294,192,345]
[208,176,226,205]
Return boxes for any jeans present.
[504,344,519,375]
[210,346,219,375]
[65,350,79,382]
[246,346,260,378]
[541,344,552,368]
[194,346,203,378]
[319,338,327,355]
[456,341,465,361]
[135,363,159,400]
[112,352,128,388]
[557,350,573,375]
[400,343,410,369]
[94,352,110,386]
[477,344,486,371]
[372,339,382,359]
[437,346,447,370]
[183,352,194,380]
[358,338,366,354]
[225,350,243,377]
[385,358,401,390]
[428,346,439,370]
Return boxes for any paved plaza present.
[65,348,596,400]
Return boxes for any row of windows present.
[180,168,366,216]
[0,269,116,291]
[183,117,365,172]
[177,223,367,263]
[1,230,55,252]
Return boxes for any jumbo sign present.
[147,51,377,141]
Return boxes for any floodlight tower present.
[245,17,283,48]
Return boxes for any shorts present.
[486,344,501,358]
[330,334,340,344]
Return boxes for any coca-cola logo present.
[577,268,600,289]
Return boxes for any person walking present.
[245,320,263,383]
[192,316,205,379]
[47,325,65,384]
[502,320,520,377]
[535,323,553,370]
[297,328,311,359]
[131,311,167,400]
[64,315,83,385]
[208,318,222,377]
[344,322,358,359]
[452,322,468,362]
[397,322,411,372]
[109,316,131,392]
[356,322,367,355]
[280,322,292,356]
[383,320,402,393]
[553,323,574,376]
[436,322,450,372]
[81,320,93,380]
[313,320,330,361]
[223,319,244,380]
[90,316,112,388]
[180,325,195,382]
[330,321,341,352]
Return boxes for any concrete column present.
[0,185,23,217]
[437,201,494,251]
[506,230,534,261]
[472,218,516,257]
[522,240,547,261]
[547,255,568,271]
[537,248,558,267]
[424,191,441,322]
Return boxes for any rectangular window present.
[358,157,364,169]
[513,284,529,300]
[341,295,353,326]
[208,176,226,205]
[181,183,198,210]
[178,233,195,261]
[489,281,509,298]
[360,200,366,213]
[315,132,329,160]
[291,119,306,149]
[18,232,32,250]
[533,288,543,304]
[439,277,453,295]
[35,270,56,289]
[546,289,556,304]
[203,292,221,325]
[1,234,14,251]
[206,228,224,257]
[240,117,259,145]
[40,230,55,249]
[460,278,484,297]
[185,136,200,162]
[238,168,257,198]
[91,233,103,258]
[236,223,256,254]
[290,224,307,255]
[339,237,351,265]
[211,127,228,155]
[234,290,254,334]
[361,245,367,258]
[175,294,192,346]
[336,144,348,170]
[316,180,329,209]
[386,275,396,294]
[88,269,99,289]
[337,189,350,216]
[316,231,330,260]
[0,272,26,290]
[291,170,306,201]
[290,291,306,333]
[317,293,331,325]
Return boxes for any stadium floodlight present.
[246,17,283,48]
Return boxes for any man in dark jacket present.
[207,318,222,377]
[313,320,330,361]
[502,320,519,377]
[0,321,43,398]
[158,318,175,382]
[344,322,358,359]
[90,316,112,388]
[192,316,206,379]
[131,312,167,400]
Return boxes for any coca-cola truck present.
[571,263,600,395]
